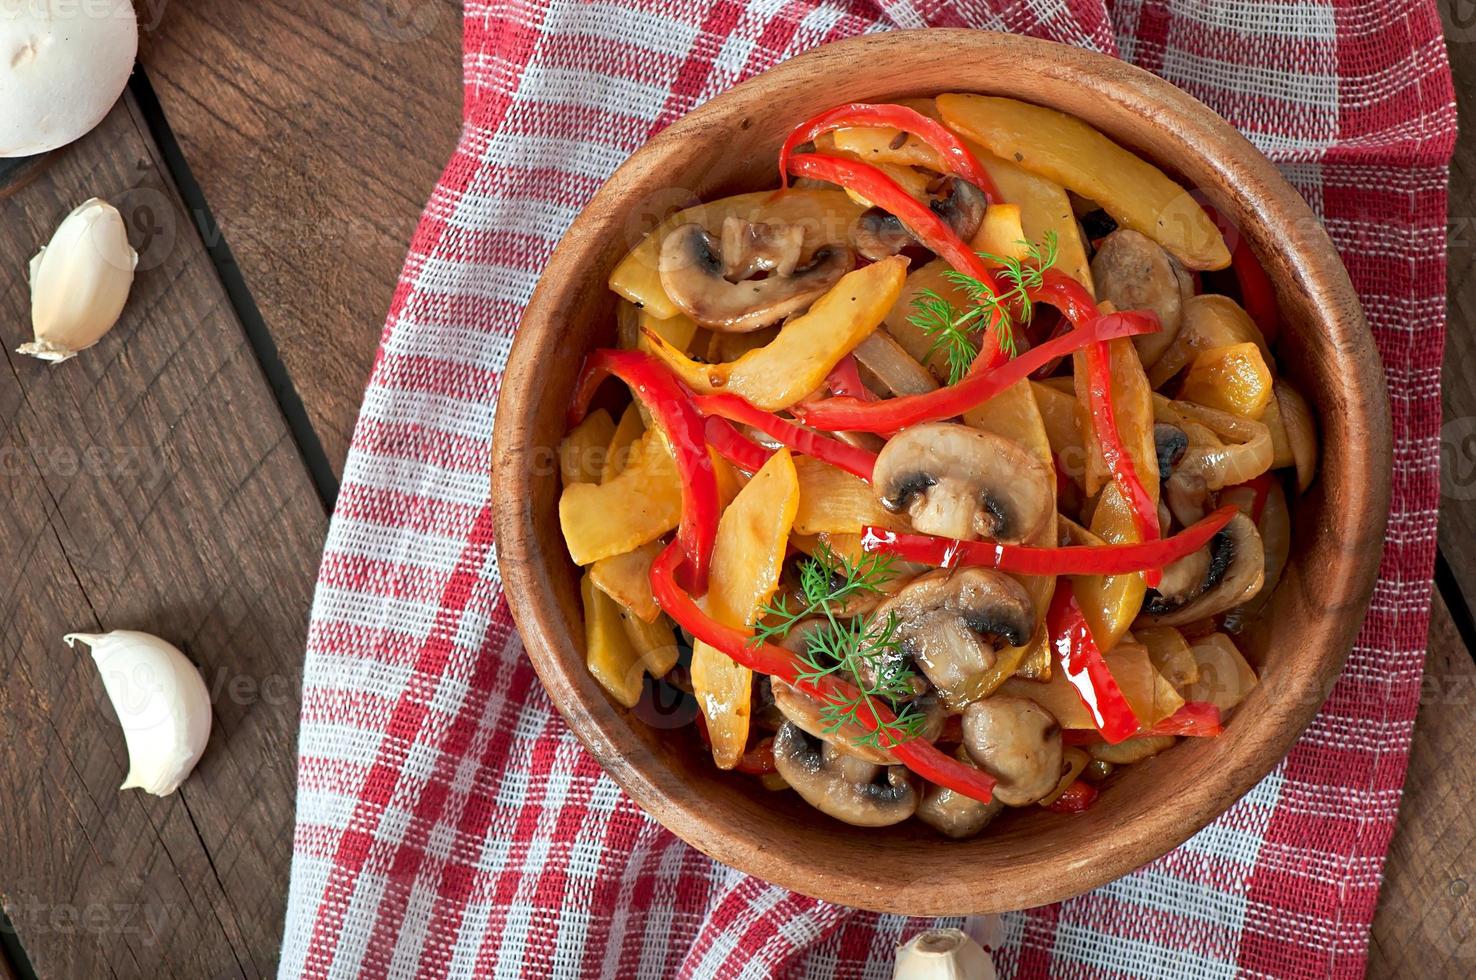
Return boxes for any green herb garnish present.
[753,545,927,750]
[907,230,1060,384]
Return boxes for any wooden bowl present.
[491,30,1388,915]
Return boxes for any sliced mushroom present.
[916,747,1005,838]
[771,675,893,765]
[850,177,988,261]
[1139,513,1265,626]
[873,423,1054,543]
[852,209,912,261]
[868,568,1035,711]
[1088,733,1175,765]
[772,722,918,826]
[961,696,1065,806]
[720,215,803,280]
[658,222,852,332]
[1164,469,1209,527]
[1090,228,1192,368]
[751,675,786,733]
[1154,546,1212,602]
[1154,423,1189,483]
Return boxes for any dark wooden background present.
[0,2,1470,976]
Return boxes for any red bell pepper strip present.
[1032,270,1163,582]
[1082,338,1162,574]
[1148,701,1223,738]
[824,354,874,401]
[1029,268,1104,328]
[734,737,777,775]
[1063,701,1224,744]
[703,416,772,473]
[694,719,779,775]
[694,393,878,482]
[1047,586,1141,744]
[793,309,1157,434]
[1044,779,1099,813]
[649,541,1000,804]
[785,152,1013,373]
[568,349,720,593]
[778,102,1001,202]
[861,504,1237,576]
[1203,204,1278,343]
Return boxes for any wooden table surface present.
[0,6,1471,977]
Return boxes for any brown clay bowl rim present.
[492,30,1389,915]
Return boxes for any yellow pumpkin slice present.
[642,256,908,410]
[589,541,663,623]
[559,432,680,566]
[620,610,679,678]
[600,402,646,482]
[692,449,800,768]
[936,94,1230,271]
[1136,626,1200,693]
[581,573,645,708]
[1103,640,1185,726]
[1179,342,1274,420]
[559,408,615,487]
[1072,339,1158,651]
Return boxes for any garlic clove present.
[65,631,213,797]
[893,929,997,980]
[20,198,137,363]
[0,0,139,158]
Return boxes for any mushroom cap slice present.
[771,675,894,765]
[870,568,1036,712]
[873,422,1054,543]
[1154,545,1212,602]
[1164,468,1209,528]
[916,747,1005,839]
[850,177,989,261]
[720,215,803,280]
[961,696,1065,806]
[772,722,919,827]
[1153,422,1189,484]
[658,222,852,333]
[852,208,913,262]
[1090,228,1191,368]
[1138,512,1265,626]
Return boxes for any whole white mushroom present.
[1,0,139,158]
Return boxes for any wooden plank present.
[1368,595,1476,977]
[1437,20,1476,615]
[138,0,463,471]
[0,96,324,978]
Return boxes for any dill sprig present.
[752,545,928,750]
[908,230,1060,385]
[753,545,896,645]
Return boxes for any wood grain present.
[0,96,324,978]
[136,0,463,471]
[1369,595,1476,977]
[493,31,1388,916]
[1438,24,1476,615]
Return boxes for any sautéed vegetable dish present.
[556,96,1316,835]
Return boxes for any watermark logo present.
[360,0,442,43]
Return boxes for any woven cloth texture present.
[278,2,1457,977]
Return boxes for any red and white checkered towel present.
[279,2,1456,977]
